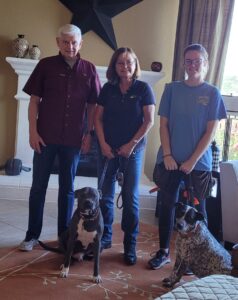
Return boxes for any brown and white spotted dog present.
[163,202,232,288]
[39,187,104,283]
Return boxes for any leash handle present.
[115,155,131,209]
[116,191,123,209]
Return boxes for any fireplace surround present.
[6,57,164,176]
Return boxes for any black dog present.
[39,187,104,283]
[163,202,232,288]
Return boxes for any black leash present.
[186,173,195,207]
[98,158,109,199]
[116,156,130,209]
[116,171,124,209]
[174,163,196,207]
[98,153,131,209]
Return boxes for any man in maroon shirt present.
[19,24,101,251]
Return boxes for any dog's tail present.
[38,240,62,254]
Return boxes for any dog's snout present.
[83,200,93,210]
[176,222,183,230]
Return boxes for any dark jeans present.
[156,163,211,249]
[25,144,80,241]
[98,149,144,252]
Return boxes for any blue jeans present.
[25,144,80,240]
[98,149,144,252]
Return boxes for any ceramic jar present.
[29,45,41,60]
[12,34,29,58]
[151,61,163,72]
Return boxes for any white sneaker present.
[19,239,38,251]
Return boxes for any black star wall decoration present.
[59,0,143,50]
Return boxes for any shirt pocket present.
[44,74,66,96]
[74,73,92,99]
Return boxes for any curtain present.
[172,0,235,87]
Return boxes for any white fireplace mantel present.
[6,56,164,165]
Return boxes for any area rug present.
[0,223,196,300]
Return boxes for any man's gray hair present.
[57,24,82,40]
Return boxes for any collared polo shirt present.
[97,80,156,150]
[23,54,101,149]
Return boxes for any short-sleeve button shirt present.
[23,53,101,148]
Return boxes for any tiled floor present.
[0,172,158,248]
[0,199,58,247]
[0,199,158,248]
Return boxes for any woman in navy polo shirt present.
[95,47,155,265]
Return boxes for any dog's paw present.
[93,275,102,284]
[162,277,170,283]
[60,264,69,278]
[162,277,173,288]
[73,253,84,262]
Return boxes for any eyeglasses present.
[116,60,135,67]
[184,58,203,66]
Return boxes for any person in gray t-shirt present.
[148,44,227,270]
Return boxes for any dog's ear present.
[98,189,102,199]
[74,188,83,198]
[175,202,184,209]
[175,202,187,219]
[196,211,205,221]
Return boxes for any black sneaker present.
[100,241,112,253]
[84,241,112,260]
[124,253,137,266]
[184,267,193,275]
[148,249,171,270]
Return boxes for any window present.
[221,0,238,96]
[214,1,238,162]
[214,103,238,161]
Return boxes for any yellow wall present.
[0,0,179,179]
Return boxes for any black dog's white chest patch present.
[77,219,97,248]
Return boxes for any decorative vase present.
[12,34,29,58]
[29,45,41,60]
[151,61,163,72]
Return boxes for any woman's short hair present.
[106,47,141,83]
[183,43,209,61]
[57,24,82,40]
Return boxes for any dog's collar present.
[80,206,100,221]
[179,222,200,238]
